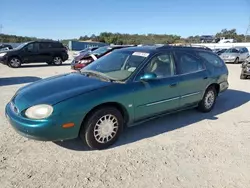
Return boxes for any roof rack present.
[158,43,212,51]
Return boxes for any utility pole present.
[0,24,3,44]
[245,18,250,42]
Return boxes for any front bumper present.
[221,58,236,63]
[0,55,8,65]
[5,102,78,141]
[242,67,250,75]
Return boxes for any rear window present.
[198,52,224,67]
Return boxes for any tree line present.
[1,29,250,44]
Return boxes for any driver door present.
[22,42,40,63]
[133,52,181,121]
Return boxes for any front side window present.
[225,48,239,53]
[138,53,176,79]
[83,50,149,81]
[175,51,204,74]
[25,43,39,52]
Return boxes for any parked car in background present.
[219,47,249,64]
[5,45,229,150]
[71,45,134,70]
[0,44,13,51]
[0,40,69,68]
[73,46,99,58]
[200,35,214,43]
[240,55,250,79]
[216,48,228,56]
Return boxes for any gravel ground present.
[0,59,250,188]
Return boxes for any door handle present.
[170,83,178,87]
[203,77,208,80]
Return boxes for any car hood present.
[0,48,18,53]
[12,72,112,111]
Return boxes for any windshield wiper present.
[81,70,117,82]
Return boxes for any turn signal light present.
[62,123,75,128]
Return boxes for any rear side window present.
[39,42,50,49]
[198,52,224,67]
[175,51,204,74]
[50,42,64,48]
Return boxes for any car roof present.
[115,45,213,53]
[28,40,62,43]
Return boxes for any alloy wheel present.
[53,57,62,65]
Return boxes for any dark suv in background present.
[0,40,68,68]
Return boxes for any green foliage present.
[215,29,250,42]
[1,29,250,44]
[0,34,53,43]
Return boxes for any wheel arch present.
[8,55,22,62]
[204,83,220,96]
[80,102,130,131]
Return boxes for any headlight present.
[0,53,6,57]
[25,104,53,119]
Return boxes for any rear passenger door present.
[39,42,53,62]
[174,50,209,108]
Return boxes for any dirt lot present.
[0,60,250,188]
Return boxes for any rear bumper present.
[62,53,69,61]
[71,60,87,70]
[219,81,229,93]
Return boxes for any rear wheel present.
[198,86,217,113]
[80,107,124,150]
[53,56,62,65]
[8,57,21,68]
[234,57,239,64]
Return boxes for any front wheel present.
[234,57,239,64]
[198,86,217,113]
[240,74,246,79]
[8,57,21,68]
[80,107,124,150]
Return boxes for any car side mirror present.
[140,73,157,81]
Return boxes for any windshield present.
[91,46,112,56]
[224,48,239,53]
[82,50,149,81]
[15,42,28,49]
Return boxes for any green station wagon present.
[5,45,229,150]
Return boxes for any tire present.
[240,74,246,79]
[80,107,124,150]
[8,57,21,68]
[198,86,217,113]
[234,57,239,64]
[53,56,62,65]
